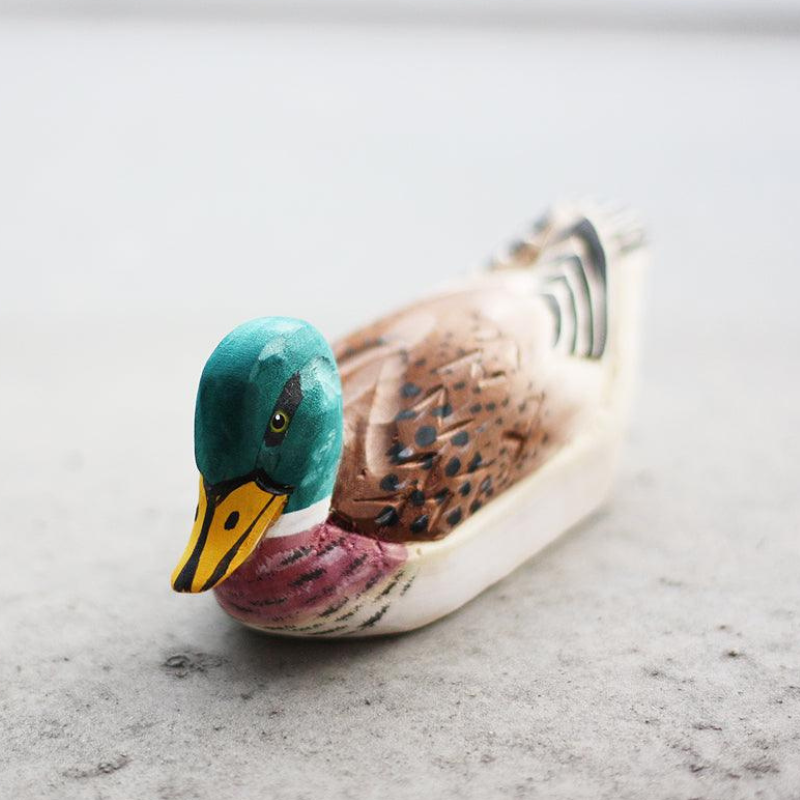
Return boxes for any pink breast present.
[213,520,408,635]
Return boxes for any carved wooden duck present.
[171,202,646,636]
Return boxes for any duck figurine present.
[171,202,646,636]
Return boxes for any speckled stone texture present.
[1,19,799,800]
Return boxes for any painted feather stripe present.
[359,604,391,629]
[545,274,580,355]
[540,293,561,346]
[538,217,608,360]
[553,254,595,356]
[561,218,608,358]
[568,218,607,284]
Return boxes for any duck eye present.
[269,410,290,434]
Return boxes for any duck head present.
[171,317,343,593]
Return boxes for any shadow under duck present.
[171,202,646,636]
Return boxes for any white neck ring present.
[267,495,331,538]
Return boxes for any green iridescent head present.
[171,317,343,593]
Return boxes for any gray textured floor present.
[1,20,799,800]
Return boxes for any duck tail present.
[489,200,647,361]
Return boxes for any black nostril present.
[194,504,199,521]
[224,511,240,530]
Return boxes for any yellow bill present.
[171,476,287,593]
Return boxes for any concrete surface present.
[1,19,799,800]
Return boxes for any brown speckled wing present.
[331,275,587,543]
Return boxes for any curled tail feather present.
[489,201,646,361]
